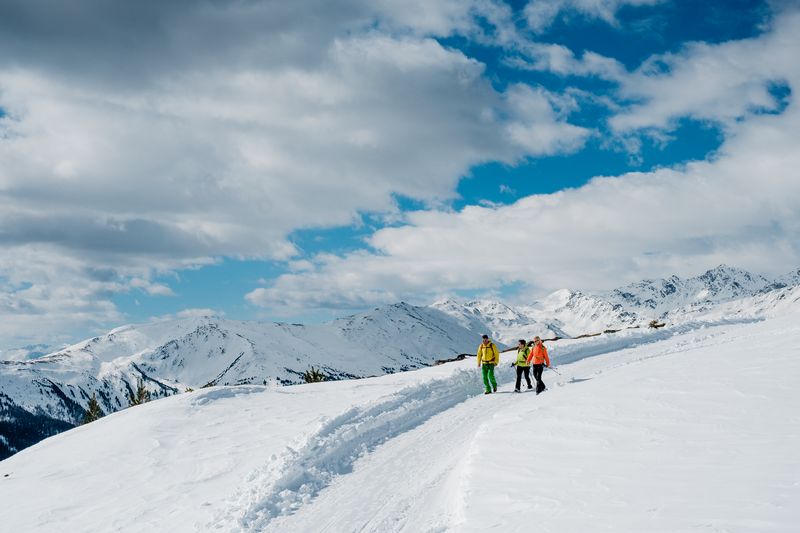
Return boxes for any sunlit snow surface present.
[1,315,799,532]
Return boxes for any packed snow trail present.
[214,367,528,532]
[208,365,521,531]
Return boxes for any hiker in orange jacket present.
[477,334,499,394]
[525,336,550,395]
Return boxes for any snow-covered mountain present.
[761,267,800,293]
[665,284,800,325]
[519,289,639,336]
[600,264,770,317]
[0,302,498,460]
[3,264,800,461]
[433,265,800,340]
[430,299,569,345]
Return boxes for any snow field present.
[460,317,800,532]
[0,360,486,532]
[210,368,484,531]
[2,315,799,532]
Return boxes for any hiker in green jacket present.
[477,334,499,394]
[510,339,533,392]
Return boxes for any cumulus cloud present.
[0,2,583,246]
[607,16,797,134]
[3,0,796,342]
[129,278,176,297]
[0,246,136,345]
[247,10,800,314]
[511,8,800,144]
[0,35,574,259]
[248,101,800,312]
[0,0,594,342]
[149,308,226,322]
[508,43,628,79]
[524,0,666,33]
[504,84,592,155]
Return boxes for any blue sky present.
[1,0,799,348]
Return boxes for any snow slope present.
[0,303,497,460]
[2,312,798,532]
[3,264,800,461]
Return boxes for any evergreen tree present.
[128,378,152,407]
[304,366,329,383]
[82,393,104,425]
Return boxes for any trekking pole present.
[549,366,561,375]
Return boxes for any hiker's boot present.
[493,386,497,392]
[514,389,520,393]
[484,390,492,394]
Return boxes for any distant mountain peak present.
[600,265,773,316]
[4,264,800,461]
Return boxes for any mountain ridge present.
[2,264,799,460]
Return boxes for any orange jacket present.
[526,344,549,366]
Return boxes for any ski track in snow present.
[207,368,492,532]
[256,387,507,532]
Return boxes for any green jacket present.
[514,346,531,367]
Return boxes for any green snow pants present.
[482,363,497,392]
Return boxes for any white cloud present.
[176,308,224,318]
[248,80,800,313]
[0,246,125,345]
[607,12,799,135]
[0,33,586,256]
[129,278,176,297]
[0,1,595,342]
[524,0,666,33]
[0,244,215,346]
[149,308,226,323]
[508,43,627,79]
[516,8,800,142]
[3,0,797,341]
[503,84,592,155]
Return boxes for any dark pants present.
[515,365,532,390]
[532,364,546,393]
